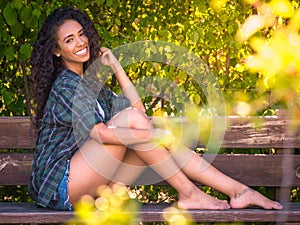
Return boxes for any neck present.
[63,63,84,77]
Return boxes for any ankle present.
[231,186,252,200]
[179,185,198,200]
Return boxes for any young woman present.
[29,6,283,211]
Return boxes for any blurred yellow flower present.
[71,184,139,225]
[238,0,300,116]
[163,206,195,225]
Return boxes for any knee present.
[127,108,151,129]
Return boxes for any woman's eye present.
[66,38,73,43]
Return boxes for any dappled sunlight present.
[71,183,196,225]
[236,15,273,42]
[235,0,300,118]
[71,184,139,225]
[234,101,252,116]
[163,206,196,225]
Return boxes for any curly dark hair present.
[30,6,101,124]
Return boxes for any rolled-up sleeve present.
[72,79,104,146]
[51,75,104,147]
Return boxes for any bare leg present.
[108,108,230,209]
[171,145,283,210]
[68,140,127,204]
[69,107,282,210]
[69,108,230,209]
[68,138,232,209]
[132,145,230,210]
[107,139,282,210]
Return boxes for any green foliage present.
[235,0,300,117]
[0,185,32,202]
[130,185,177,204]
[0,0,259,117]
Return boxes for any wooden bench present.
[0,116,300,224]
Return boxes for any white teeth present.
[75,48,87,55]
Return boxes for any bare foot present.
[230,187,283,210]
[177,186,230,210]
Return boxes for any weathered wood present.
[139,202,300,223]
[1,153,300,186]
[0,202,74,224]
[0,153,33,185]
[0,117,36,149]
[0,202,300,223]
[1,116,300,149]
[222,116,300,148]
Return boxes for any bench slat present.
[224,116,300,148]
[1,153,299,186]
[140,202,300,222]
[0,117,36,149]
[0,202,299,223]
[1,116,300,149]
[0,153,33,185]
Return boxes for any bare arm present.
[89,121,174,149]
[99,47,145,112]
[90,122,152,145]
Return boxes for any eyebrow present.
[63,28,84,42]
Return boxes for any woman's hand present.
[99,47,119,67]
[99,48,144,111]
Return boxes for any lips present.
[75,47,88,55]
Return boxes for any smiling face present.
[55,19,90,76]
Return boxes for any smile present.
[75,47,88,55]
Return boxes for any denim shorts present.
[48,160,72,211]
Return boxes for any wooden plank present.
[0,153,33,185]
[139,202,300,222]
[1,116,300,149]
[0,202,74,224]
[222,116,300,148]
[203,154,300,187]
[0,202,299,223]
[0,117,36,149]
[139,154,300,187]
[1,153,300,186]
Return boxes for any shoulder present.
[53,69,82,90]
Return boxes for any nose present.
[76,36,85,46]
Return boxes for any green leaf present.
[5,46,14,61]
[11,22,22,38]
[3,3,18,26]
[12,0,23,10]
[95,0,105,6]
[32,8,41,18]
[0,0,6,10]
[115,18,121,26]
[2,91,13,105]
[101,27,111,41]
[19,43,32,60]
[193,0,207,13]
[20,6,32,24]
[190,93,201,104]
[106,0,113,7]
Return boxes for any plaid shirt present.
[29,69,130,208]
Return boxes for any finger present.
[100,47,110,54]
[100,51,110,61]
